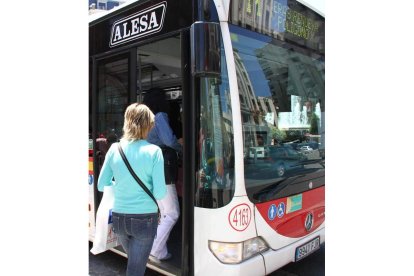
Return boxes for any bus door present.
[91,53,132,217]
[91,32,191,275]
[134,33,189,276]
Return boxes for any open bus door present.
[90,52,133,235]
[90,29,193,275]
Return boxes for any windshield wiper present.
[252,177,292,201]
[269,174,306,195]
[252,174,306,202]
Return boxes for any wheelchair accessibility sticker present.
[277,202,285,218]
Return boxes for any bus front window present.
[195,44,235,209]
[230,25,325,203]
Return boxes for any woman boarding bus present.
[89,0,325,275]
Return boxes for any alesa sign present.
[109,2,167,47]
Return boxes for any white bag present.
[90,185,120,254]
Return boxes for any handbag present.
[90,185,120,255]
[117,143,161,222]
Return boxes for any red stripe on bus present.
[256,186,325,238]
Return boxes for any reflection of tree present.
[270,127,286,143]
[286,130,303,142]
[309,113,319,134]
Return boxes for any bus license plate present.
[295,237,320,262]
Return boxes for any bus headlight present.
[208,237,269,264]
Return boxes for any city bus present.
[89,0,325,275]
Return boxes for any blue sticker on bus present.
[268,204,277,221]
[277,202,285,218]
[88,174,94,185]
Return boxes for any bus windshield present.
[230,25,325,203]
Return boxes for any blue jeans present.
[112,212,158,276]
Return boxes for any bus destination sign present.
[229,0,324,52]
[109,2,167,47]
[272,0,319,41]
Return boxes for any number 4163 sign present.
[228,203,251,231]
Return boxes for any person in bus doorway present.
[97,103,167,276]
[168,101,184,199]
[143,87,182,263]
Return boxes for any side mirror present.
[190,22,221,77]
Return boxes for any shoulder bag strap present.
[117,143,160,220]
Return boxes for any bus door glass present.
[136,35,182,101]
[94,54,129,202]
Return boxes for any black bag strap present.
[117,143,160,220]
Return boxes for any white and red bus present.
[89,0,325,275]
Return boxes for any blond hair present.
[122,103,155,141]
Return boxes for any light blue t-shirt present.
[97,140,167,214]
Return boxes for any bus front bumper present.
[261,227,325,275]
[199,228,324,276]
